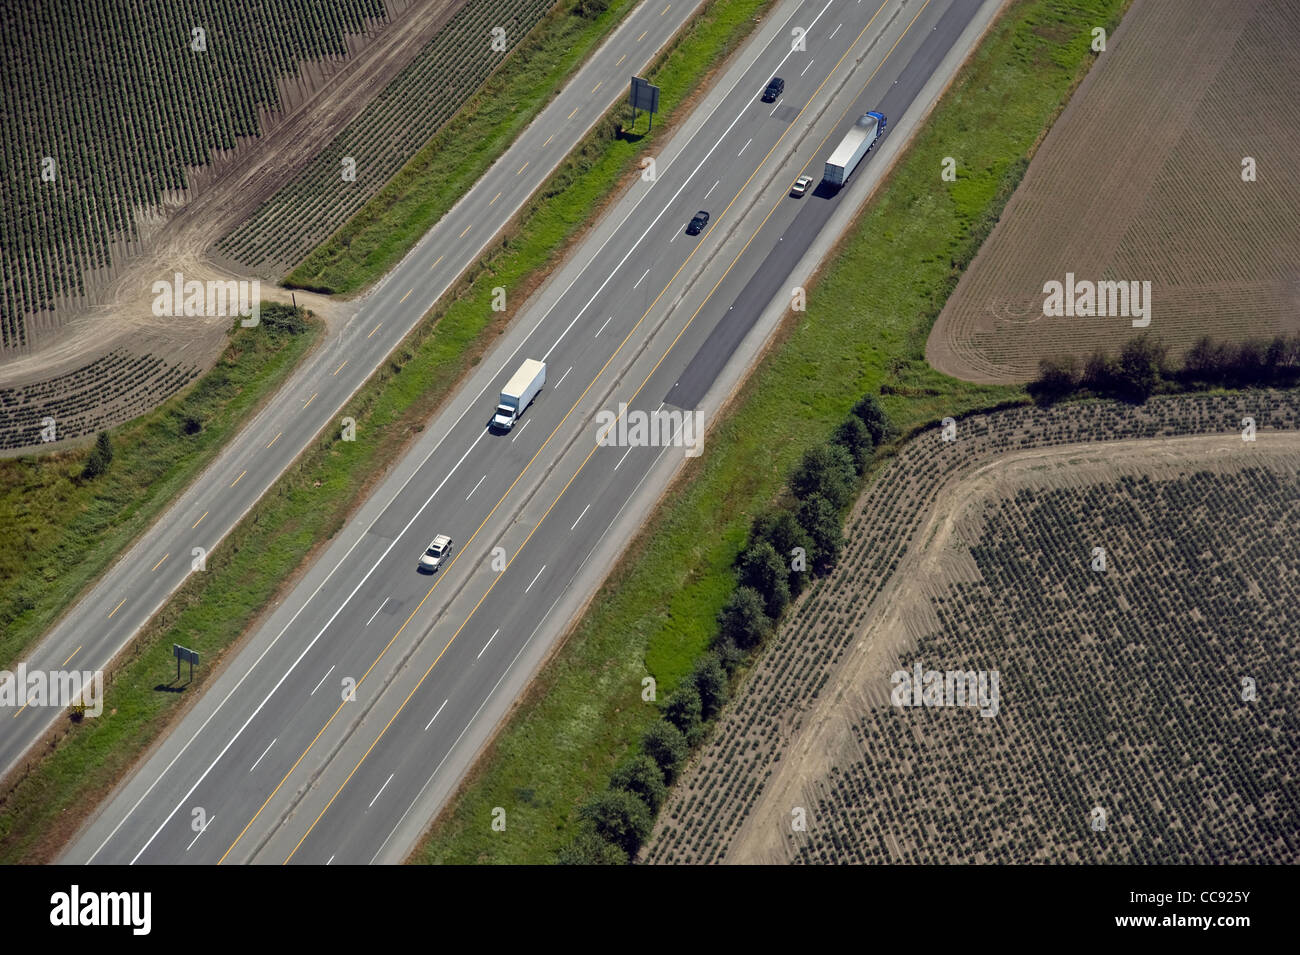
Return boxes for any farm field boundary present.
[0,0,774,865]
[646,392,1300,863]
[0,0,390,352]
[926,0,1300,383]
[248,0,639,287]
[0,0,661,672]
[2,0,626,452]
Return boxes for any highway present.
[65,0,1002,864]
[0,0,706,781]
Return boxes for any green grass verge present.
[0,0,774,864]
[0,315,320,673]
[414,0,1130,864]
[0,1,642,671]
[284,0,639,296]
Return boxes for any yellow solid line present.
[251,0,906,861]
[62,646,82,667]
[333,361,347,376]
[303,392,317,410]
[108,598,126,619]
[399,288,413,303]
[489,191,501,206]
[278,207,738,860]
[239,299,684,862]
[282,22,916,839]
[231,469,247,487]
[367,323,382,339]
[266,432,281,449]
[192,511,208,529]
[151,553,169,572]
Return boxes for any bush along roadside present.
[0,0,775,865]
[559,395,896,863]
[416,0,1126,866]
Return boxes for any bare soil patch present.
[926,0,1300,383]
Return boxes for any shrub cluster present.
[1030,333,1300,404]
[258,302,309,336]
[79,431,114,481]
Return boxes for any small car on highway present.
[419,534,454,572]
[762,76,785,102]
[686,210,710,235]
[790,175,814,197]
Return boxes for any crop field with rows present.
[0,0,388,353]
[926,0,1300,383]
[216,0,556,278]
[783,462,1298,864]
[0,350,198,453]
[646,390,1300,864]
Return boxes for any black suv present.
[761,76,785,102]
[686,210,710,235]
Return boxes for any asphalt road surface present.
[66,0,998,865]
[0,0,707,782]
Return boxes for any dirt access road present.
[0,0,467,391]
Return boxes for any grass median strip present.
[0,0,773,864]
[285,0,639,297]
[1,0,658,675]
[0,0,648,685]
[413,0,1130,864]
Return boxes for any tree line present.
[1030,333,1300,404]
[559,394,894,863]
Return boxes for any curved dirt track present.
[0,0,467,393]
[722,430,1300,864]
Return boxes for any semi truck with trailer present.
[823,111,887,187]
[492,359,546,431]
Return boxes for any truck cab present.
[492,403,518,430]
[491,359,546,432]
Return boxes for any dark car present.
[761,76,785,102]
[686,210,710,235]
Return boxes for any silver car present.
[419,534,454,572]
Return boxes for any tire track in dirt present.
[724,430,1300,864]
[0,0,466,390]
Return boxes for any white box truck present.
[492,359,546,431]
[823,111,886,188]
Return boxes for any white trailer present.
[823,111,886,187]
[492,359,546,431]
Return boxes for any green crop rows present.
[0,0,386,348]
